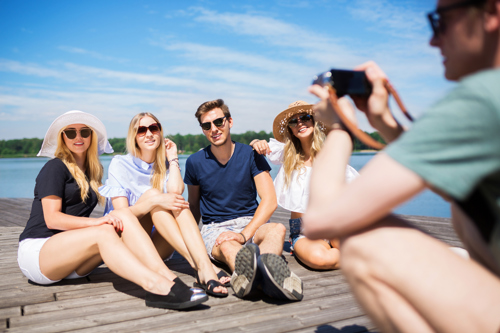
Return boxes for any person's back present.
[304,0,500,331]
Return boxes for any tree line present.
[0,131,385,158]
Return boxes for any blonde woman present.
[251,101,358,270]
[99,112,228,297]
[18,111,208,310]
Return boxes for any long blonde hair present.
[54,128,104,204]
[126,113,167,191]
[282,119,325,188]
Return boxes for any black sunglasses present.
[200,116,226,131]
[288,114,313,128]
[63,128,92,140]
[427,0,481,37]
[137,123,161,136]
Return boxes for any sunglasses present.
[137,123,161,136]
[427,0,480,37]
[288,114,313,128]
[200,117,226,131]
[63,128,92,140]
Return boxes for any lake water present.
[0,153,451,218]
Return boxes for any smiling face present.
[135,116,162,155]
[288,113,314,141]
[429,0,488,80]
[200,108,233,147]
[62,123,92,157]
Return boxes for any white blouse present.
[267,138,359,213]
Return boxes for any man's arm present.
[187,184,202,223]
[239,171,277,241]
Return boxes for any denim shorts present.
[289,218,306,252]
[289,218,330,252]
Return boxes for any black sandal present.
[217,270,231,287]
[194,272,229,298]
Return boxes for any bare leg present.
[340,214,500,333]
[109,209,177,281]
[253,223,286,255]
[213,240,243,272]
[151,207,227,293]
[293,238,340,270]
[39,223,174,295]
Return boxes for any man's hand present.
[214,231,246,247]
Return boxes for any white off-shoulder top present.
[267,138,359,213]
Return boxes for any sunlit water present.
[0,153,450,217]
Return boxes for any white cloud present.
[58,46,130,63]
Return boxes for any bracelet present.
[168,157,179,163]
[239,232,247,244]
[169,161,181,171]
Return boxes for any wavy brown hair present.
[282,118,325,189]
[126,112,167,192]
[54,127,104,204]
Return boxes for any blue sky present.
[0,0,452,141]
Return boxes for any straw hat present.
[37,110,114,158]
[272,101,327,143]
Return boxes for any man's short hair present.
[195,99,232,124]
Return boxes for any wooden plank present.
[0,199,466,333]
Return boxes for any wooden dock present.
[0,198,462,333]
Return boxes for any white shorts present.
[18,238,90,285]
[201,216,260,260]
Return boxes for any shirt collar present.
[132,155,153,171]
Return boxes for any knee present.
[218,241,238,259]
[308,248,339,269]
[340,235,375,283]
[142,188,161,201]
[269,223,286,238]
[93,223,119,241]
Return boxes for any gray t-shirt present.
[385,68,500,265]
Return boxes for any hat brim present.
[37,110,114,158]
[272,104,327,143]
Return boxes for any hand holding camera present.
[310,61,412,148]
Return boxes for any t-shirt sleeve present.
[251,150,272,178]
[36,159,69,199]
[184,156,199,186]
[385,82,500,201]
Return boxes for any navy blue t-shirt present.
[184,142,271,224]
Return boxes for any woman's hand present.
[165,138,178,161]
[91,214,123,232]
[156,193,190,212]
[250,140,271,155]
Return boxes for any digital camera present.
[312,69,372,97]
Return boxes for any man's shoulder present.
[457,68,500,102]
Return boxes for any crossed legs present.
[340,214,500,333]
[213,222,286,272]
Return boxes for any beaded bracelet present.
[168,157,179,163]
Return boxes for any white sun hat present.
[37,110,114,158]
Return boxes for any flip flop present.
[217,270,231,287]
[193,279,228,298]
